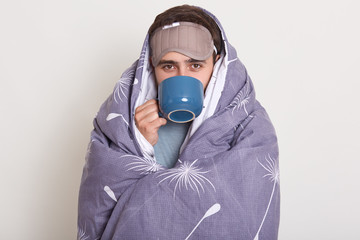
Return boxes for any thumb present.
[159,118,167,126]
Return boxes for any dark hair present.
[148,5,223,55]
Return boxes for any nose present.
[178,66,186,76]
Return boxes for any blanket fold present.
[78,8,279,240]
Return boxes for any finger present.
[142,110,161,123]
[140,118,164,135]
[135,104,159,122]
[135,99,157,112]
[151,117,167,129]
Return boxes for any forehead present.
[160,52,191,61]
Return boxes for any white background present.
[1,0,359,239]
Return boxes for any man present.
[136,14,221,168]
[78,5,280,240]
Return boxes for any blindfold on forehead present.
[150,22,216,66]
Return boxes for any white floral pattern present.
[137,47,147,70]
[113,68,135,103]
[121,155,163,174]
[228,82,251,115]
[157,159,216,198]
[104,185,117,202]
[77,224,89,240]
[254,154,279,240]
[185,203,221,240]
[257,154,279,184]
[106,113,129,126]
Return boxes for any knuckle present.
[135,106,142,113]
[144,124,151,132]
[134,114,140,123]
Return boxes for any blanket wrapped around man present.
[78,8,280,240]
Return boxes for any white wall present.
[1,0,359,239]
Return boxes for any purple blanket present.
[78,8,280,240]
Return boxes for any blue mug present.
[158,76,204,123]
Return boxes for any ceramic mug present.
[158,76,204,123]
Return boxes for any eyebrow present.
[157,58,206,66]
[187,58,206,63]
[157,60,178,66]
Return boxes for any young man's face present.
[153,52,216,90]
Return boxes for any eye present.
[191,63,202,70]
[162,64,175,70]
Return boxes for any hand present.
[135,99,167,146]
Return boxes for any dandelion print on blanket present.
[157,159,216,198]
[228,82,251,115]
[185,203,221,240]
[137,47,147,70]
[121,155,163,174]
[106,113,129,126]
[77,225,89,240]
[77,223,100,240]
[254,154,279,240]
[113,68,135,103]
[104,186,117,202]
